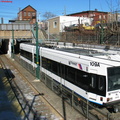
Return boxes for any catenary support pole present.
[36,22,40,79]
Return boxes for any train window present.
[20,50,32,61]
[51,60,59,75]
[42,57,60,75]
[47,59,52,71]
[42,57,47,69]
[76,70,89,90]
[98,76,105,91]
[60,64,65,78]
[108,67,120,91]
[90,75,96,88]
[66,67,75,83]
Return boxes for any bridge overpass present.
[0,24,47,54]
[0,23,47,39]
[0,30,32,39]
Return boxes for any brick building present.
[67,9,109,25]
[18,5,36,24]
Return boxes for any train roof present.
[55,47,111,57]
[21,43,106,56]
[21,42,54,48]
[21,43,120,61]
[55,47,120,61]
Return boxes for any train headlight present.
[107,98,110,102]
[107,97,113,102]
[100,97,103,101]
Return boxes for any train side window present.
[66,66,75,83]
[59,64,65,79]
[51,60,59,75]
[98,76,105,91]
[90,75,96,88]
[47,59,52,71]
[76,70,89,90]
[42,57,47,69]
[20,50,32,61]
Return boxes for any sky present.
[0,0,120,23]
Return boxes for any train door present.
[88,74,97,101]
[88,73,106,103]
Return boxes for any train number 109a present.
[90,62,100,67]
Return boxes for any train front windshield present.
[108,67,120,91]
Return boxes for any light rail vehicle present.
[20,43,120,112]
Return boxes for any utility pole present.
[38,13,40,22]
[89,0,91,11]
[47,21,50,41]
[64,6,66,16]
[35,22,40,79]
[100,24,104,44]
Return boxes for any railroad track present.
[0,54,63,120]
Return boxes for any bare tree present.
[43,12,56,20]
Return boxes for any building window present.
[53,21,57,28]
[24,12,26,16]
[90,14,94,17]
[99,15,102,19]
[28,12,31,16]
[32,12,35,16]
[103,15,106,19]
[19,12,22,20]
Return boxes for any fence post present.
[86,100,89,119]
